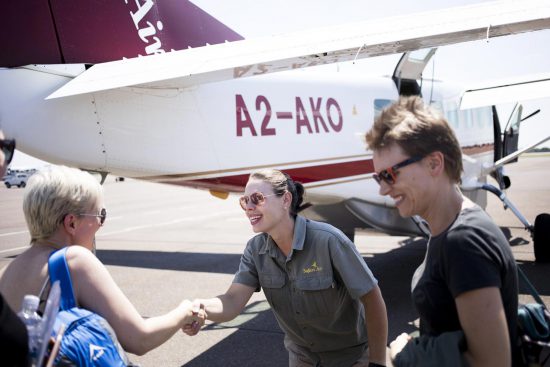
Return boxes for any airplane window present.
[374,99,394,118]
[430,101,444,114]
[440,100,459,129]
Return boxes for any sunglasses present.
[0,138,16,165]
[373,156,424,185]
[79,208,107,226]
[239,192,279,210]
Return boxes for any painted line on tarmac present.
[0,245,29,255]
[97,210,237,237]
[0,230,28,237]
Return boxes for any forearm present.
[362,287,388,365]
[123,305,190,355]
[138,307,189,354]
[456,287,511,367]
[198,294,242,323]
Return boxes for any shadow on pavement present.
[362,237,427,340]
[98,235,548,363]
[183,301,287,367]
[97,249,242,274]
[517,261,550,296]
[98,238,429,341]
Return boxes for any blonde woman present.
[0,165,205,356]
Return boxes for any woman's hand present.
[182,299,206,336]
[389,332,411,360]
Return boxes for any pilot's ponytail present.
[284,173,305,218]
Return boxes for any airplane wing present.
[460,73,550,109]
[47,0,550,99]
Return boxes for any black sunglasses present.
[79,208,107,226]
[373,156,424,185]
[0,138,16,165]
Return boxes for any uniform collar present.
[258,216,306,257]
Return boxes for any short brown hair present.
[365,96,462,183]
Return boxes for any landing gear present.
[534,214,550,263]
[481,184,550,263]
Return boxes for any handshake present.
[181,299,207,336]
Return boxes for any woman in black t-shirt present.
[365,97,519,366]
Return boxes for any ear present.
[426,151,445,176]
[283,191,293,210]
[63,214,78,234]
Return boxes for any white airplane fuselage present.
[0,65,493,235]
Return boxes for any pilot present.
[366,96,519,366]
[0,129,29,367]
[185,168,389,367]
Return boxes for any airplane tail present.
[2,0,243,67]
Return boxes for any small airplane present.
[1,0,550,260]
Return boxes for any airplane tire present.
[533,213,550,263]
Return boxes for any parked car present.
[4,172,31,188]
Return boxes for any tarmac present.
[0,153,549,366]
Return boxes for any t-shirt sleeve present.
[232,240,261,291]
[440,226,502,298]
[329,233,378,299]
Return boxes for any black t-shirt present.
[411,206,519,362]
[0,293,29,367]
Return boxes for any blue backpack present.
[48,248,133,367]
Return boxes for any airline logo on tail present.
[2,0,244,67]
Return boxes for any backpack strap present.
[48,247,77,310]
[518,266,547,309]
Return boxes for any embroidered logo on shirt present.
[303,261,323,274]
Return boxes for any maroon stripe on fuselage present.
[158,159,374,192]
[153,143,494,192]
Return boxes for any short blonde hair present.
[23,166,103,242]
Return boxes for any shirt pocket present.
[295,274,338,318]
[259,273,287,310]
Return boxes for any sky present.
[9,0,550,168]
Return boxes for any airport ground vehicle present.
[4,172,31,188]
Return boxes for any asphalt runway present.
[1,154,549,366]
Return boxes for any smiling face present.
[242,178,288,234]
[373,144,432,219]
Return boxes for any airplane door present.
[503,103,522,163]
[392,48,437,96]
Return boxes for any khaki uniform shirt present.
[233,216,377,366]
